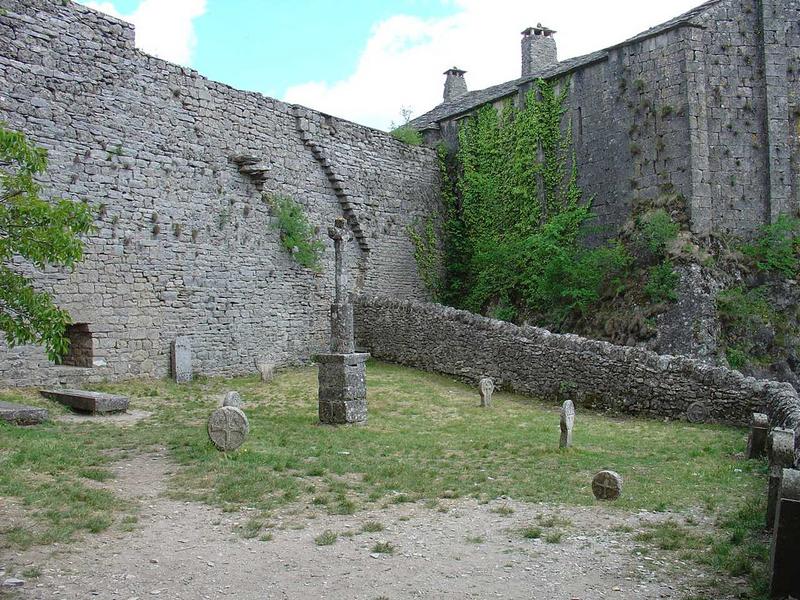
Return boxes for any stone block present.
[40,389,129,414]
[769,469,800,598]
[0,401,49,425]
[745,412,769,459]
[171,336,192,383]
[314,352,369,424]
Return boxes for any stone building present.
[0,0,440,385]
[410,0,799,240]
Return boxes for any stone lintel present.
[40,389,129,414]
[0,401,49,425]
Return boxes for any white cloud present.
[80,0,206,66]
[283,0,705,131]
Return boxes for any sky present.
[78,0,706,130]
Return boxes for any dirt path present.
[4,453,735,600]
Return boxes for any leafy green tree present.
[0,123,93,360]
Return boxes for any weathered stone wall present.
[355,296,800,427]
[0,0,440,386]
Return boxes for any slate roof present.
[408,0,722,130]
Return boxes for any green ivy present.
[644,260,679,303]
[406,216,442,300]
[267,195,324,271]
[438,79,631,325]
[741,214,800,277]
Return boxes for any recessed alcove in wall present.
[61,323,94,368]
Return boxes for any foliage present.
[635,208,679,256]
[0,123,94,361]
[741,214,800,277]
[644,260,679,303]
[439,80,632,326]
[406,216,443,300]
[268,195,324,271]
[716,285,780,369]
[390,126,422,146]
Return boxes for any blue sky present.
[79,0,705,130]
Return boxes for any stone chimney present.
[521,24,557,77]
[443,67,467,102]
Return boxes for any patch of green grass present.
[361,521,384,533]
[21,566,42,579]
[491,505,514,516]
[314,530,337,546]
[239,518,264,539]
[259,533,274,542]
[544,531,563,544]
[521,526,542,539]
[536,514,572,528]
[371,541,395,554]
[465,535,484,544]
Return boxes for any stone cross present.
[207,406,249,451]
[592,470,623,500]
[479,377,494,407]
[560,400,575,448]
[327,217,354,354]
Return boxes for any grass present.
[0,361,768,596]
[371,541,395,554]
[361,521,384,533]
[521,526,542,539]
[314,530,337,546]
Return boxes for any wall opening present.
[62,323,93,367]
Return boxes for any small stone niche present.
[62,323,93,368]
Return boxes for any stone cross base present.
[314,352,370,424]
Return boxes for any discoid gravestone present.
[479,377,494,408]
[207,406,249,451]
[686,401,708,423]
[222,391,242,408]
[560,400,575,448]
[592,470,623,500]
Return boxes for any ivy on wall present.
[437,79,631,326]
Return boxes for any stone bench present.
[0,401,49,425]
[40,389,129,414]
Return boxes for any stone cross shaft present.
[327,217,354,354]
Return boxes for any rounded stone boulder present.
[592,470,623,500]
[207,406,249,452]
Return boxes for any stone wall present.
[430,0,800,239]
[355,296,800,429]
[0,0,440,386]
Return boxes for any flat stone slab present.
[40,389,129,414]
[0,400,48,425]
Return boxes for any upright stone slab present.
[171,336,192,383]
[560,400,575,448]
[769,468,800,598]
[479,377,494,408]
[223,391,242,408]
[746,412,769,459]
[315,218,369,425]
[767,428,796,529]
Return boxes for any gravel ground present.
[1,453,738,600]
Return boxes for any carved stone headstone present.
[592,470,623,500]
[686,401,708,423]
[479,377,494,408]
[223,391,242,408]
[560,400,575,448]
[256,360,275,382]
[171,336,192,383]
[767,428,796,528]
[314,217,369,425]
[769,468,800,598]
[745,412,769,459]
[207,406,249,451]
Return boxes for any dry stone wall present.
[355,296,800,429]
[0,0,440,385]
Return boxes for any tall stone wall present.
[0,0,440,386]
[355,295,800,428]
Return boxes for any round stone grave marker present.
[222,391,242,408]
[207,406,249,451]
[592,470,623,500]
[686,402,709,424]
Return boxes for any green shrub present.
[390,126,422,145]
[741,214,800,277]
[407,216,442,300]
[268,196,324,271]
[637,209,679,256]
[644,260,679,303]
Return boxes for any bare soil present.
[2,453,738,600]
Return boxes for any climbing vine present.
[406,216,442,300]
[438,79,630,325]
